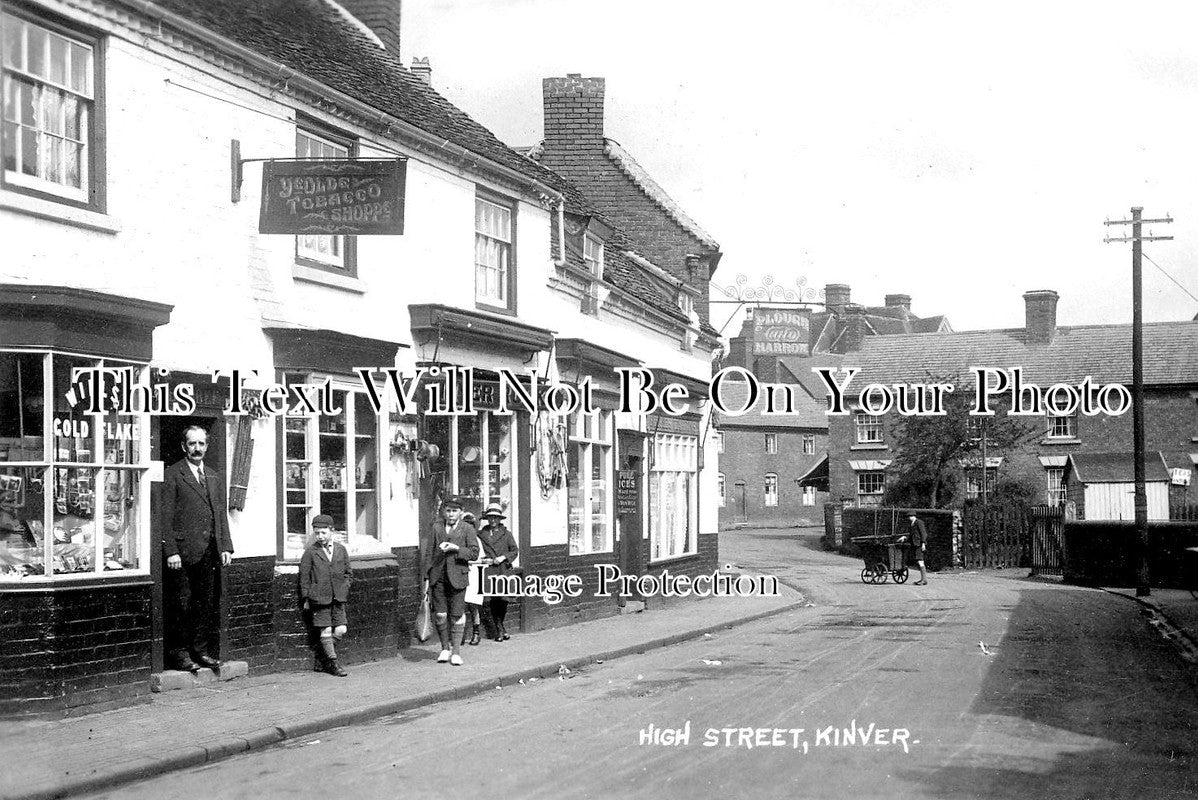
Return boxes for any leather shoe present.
[174,657,200,672]
[193,653,223,670]
[324,659,348,677]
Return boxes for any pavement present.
[1,578,803,800]
[1101,586,1198,661]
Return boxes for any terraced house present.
[0,0,722,714]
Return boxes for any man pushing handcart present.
[850,533,910,584]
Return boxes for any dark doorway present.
[616,429,647,605]
[150,414,227,672]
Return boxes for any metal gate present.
[1030,504,1065,575]
[961,504,1030,569]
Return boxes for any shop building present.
[1,0,723,714]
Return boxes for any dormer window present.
[580,231,604,315]
[677,291,694,318]
[583,233,603,279]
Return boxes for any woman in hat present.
[478,502,519,641]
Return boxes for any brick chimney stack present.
[410,56,431,85]
[885,294,912,312]
[338,0,402,56]
[542,75,605,153]
[1023,290,1059,345]
[840,303,868,353]
[824,284,851,314]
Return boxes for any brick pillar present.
[824,283,851,313]
[840,303,868,352]
[1023,289,1059,345]
[542,74,606,155]
[338,0,402,55]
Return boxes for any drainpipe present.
[554,199,567,267]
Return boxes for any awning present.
[795,453,829,490]
[849,459,892,471]
[1039,456,1069,468]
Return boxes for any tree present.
[882,374,1038,508]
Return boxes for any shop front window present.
[649,433,698,560]
[0,351,148,580]
[281,375,381,560]
[567,410,612,555]
[423,410,514,521]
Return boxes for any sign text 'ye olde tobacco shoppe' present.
[259,159,407,235]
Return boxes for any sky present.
[403,0,1198,335]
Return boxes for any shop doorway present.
[149,414,227,671]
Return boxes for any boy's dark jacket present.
[299,541,352,604]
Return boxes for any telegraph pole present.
[1104,207,1172,597]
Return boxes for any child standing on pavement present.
[300,514,353,677]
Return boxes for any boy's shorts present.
[430,580,466,619]
[311,601,347,628]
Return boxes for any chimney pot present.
[410,56,431,85]
[1023,289,1060,345]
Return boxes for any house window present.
[802,486,817,506]
[0,352,150,580]
[1046,413,1077,439]
[475,194,514,310]
[580,232,604,315]
[764,473,778,507]
[765,432,777,454]
[717,472,726,507]
[802,434,815,455]
[2,9,98,206]
[714,431,724,454]
[857,470,885,506]
[855,413,883,444]
[1046,467,1066,506]
[649,433,697,560]
[295,128,354,272]
[282,374,381,559]
[567,409,612,555]
[964,467,998,500]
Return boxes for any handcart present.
[850,534,910,585]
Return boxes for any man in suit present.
[427,496,478,666]
[161,425,234,671]
[907,513,928,586]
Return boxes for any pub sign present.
[259,159,407,235]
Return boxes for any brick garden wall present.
[0,581,153,717]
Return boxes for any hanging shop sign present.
[260,159,407,235]
[752,309,809,356]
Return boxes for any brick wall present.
[273,557,401,671]
[224,556,276,671]
[718,427,827,528]
[521,545,621,631]
[0,581,152,717]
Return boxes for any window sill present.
[850,443,889,451]
[475,299,517,317]
[649,551,700,566]
[292,263,367,293]
[1040,437,1081,446]
[0,189,121,234]
[0,572,152,593]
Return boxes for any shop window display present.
[281,376,382,560]
[423,411,513,520]
[0,351,148,580]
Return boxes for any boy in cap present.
[427,496,479,666]
[299,514,353,676]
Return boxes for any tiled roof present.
[146,0,708,339]
[603,139,720,250]
[713,377,827,429]
[150,0,566,196]
[1066,452,1171,483]
[845,321,1198,387]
